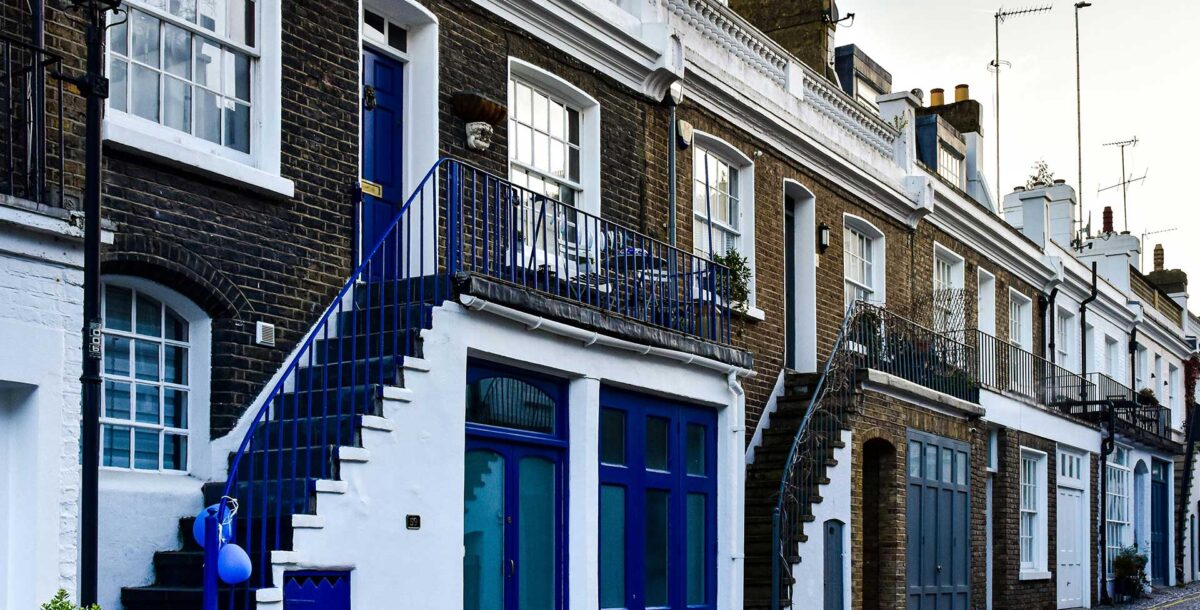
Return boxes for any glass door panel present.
[518,456,557,608]
[465,450,506,610]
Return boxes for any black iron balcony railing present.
[1081,372,1172,440]
[970,330,1095,404]
[847,303,979,403]
[2,34,65,207]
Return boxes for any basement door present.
[906,431,970,610]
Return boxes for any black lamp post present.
[63,0,121,604]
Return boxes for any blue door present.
[283,571,350,610]
[824,519,845,610]
[361,47,405,272]
[598,388,717,610]
[464,363,567,610]
[1151,459,1169,585]
[906,431,970,610]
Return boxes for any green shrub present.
[41,590,100,610]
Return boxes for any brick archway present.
[861,436,900,610]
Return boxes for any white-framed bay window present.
[1106,446,1132,576]
[1019,448,1049,577]
[100,277,210,473]
[693,133,756,310]
[105,0,290,196]
[843,214,886,310]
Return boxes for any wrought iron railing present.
[445,160,732,344]
[1083,372,1171,440]
[770,302,976,607]
[204,159,733,607]
[1,34,65,206]
[970,330,1095,405]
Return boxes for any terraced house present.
[4,0,1200,609]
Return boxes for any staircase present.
[121,281,440,610]
[744,371,852,609]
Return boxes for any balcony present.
[443,160,746,366]
[1,34,66,208]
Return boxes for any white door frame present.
[1057,447,1091,609]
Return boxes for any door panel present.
[1057,487,1084,608]
[907,432,970,610]
[1151,460,1169,585]
[824,520,845,610]
[464,450,506,610]
[518,456,556,608]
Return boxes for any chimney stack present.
[1154,244,1165,272]
[930,88,945,106]
[1103,206,1114,234]
[954,84,969,102]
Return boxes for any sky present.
[836,0,1200,280]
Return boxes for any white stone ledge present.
[382,386,414,403]
[860,369,986,418]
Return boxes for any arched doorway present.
[862,437,897,610]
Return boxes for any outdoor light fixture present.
[818,223,831,253]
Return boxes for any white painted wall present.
[0,205,88,608]
[279,301,746,608]
[791,429,852,610]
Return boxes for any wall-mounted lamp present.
[818,223,831,254]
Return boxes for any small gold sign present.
[361,180,383,198]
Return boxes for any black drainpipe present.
[665,97,678,248]
[1079,262,1099,400]
[1098,401,1115,606]
[1045,288,1059,364]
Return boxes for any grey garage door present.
[906,431,970,610]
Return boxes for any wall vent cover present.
[256,321,276,347]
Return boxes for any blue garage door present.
[906,431,970,610]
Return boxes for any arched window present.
[100,278,209,472]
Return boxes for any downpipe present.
[1079,263,1098,400]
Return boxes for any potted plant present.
[41,590,100,610]
[711,249,753,336]
[1137,387,1158,406]
[1111,545,1149,602]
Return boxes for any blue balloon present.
[218,543,252,584]
[192,504,231,548]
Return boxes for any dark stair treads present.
[251,414,364,450]
[335,302,434,335]
[217,477,321,516]
[152,550,204,587]
[350,275,448,308]
[233,445,340,482]
[269,384,383,420]
[292,356,402,390]
[311,330,423,365]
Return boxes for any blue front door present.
[1151,459,1169,585]
[463,363,567,610]
[361,47,405,272]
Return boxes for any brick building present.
[3,0,1199,609]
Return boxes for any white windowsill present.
[744,306,765,321]
[103,114,295,198]
[1019,569,1051,581]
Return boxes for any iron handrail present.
[970,329,1096,405]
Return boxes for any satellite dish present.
[829,1,840,23]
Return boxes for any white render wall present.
[0,205,87,609]
[791,429,852,610]
[278,301,747,609]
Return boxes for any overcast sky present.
[837,0,1199,280]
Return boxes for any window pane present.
[135,384,160,424]
[226,50,251,102]
[135,340,160,381]
[104,336,131,377]
[163,77,192,132]
[645,489,669,607]
[105,286,133,331]
[103,425,131,468]
[194,39,221,89]
[228,0,255,46]
[134,429,159,470]
[686,423,706,476]
[198,0,226,35]
[532,91,548,132]
[165,345,188,384]
[224,102,250,153]
[567,108,579,145]
[110,13,128,56]
[195,87,221,144]
[110,59,129,113]
[163,24,192,78]
[600,485,626,608]
[646,416,669,471]
[104,381,131,419]
[131,64,160,122]
[136,293,163,336]
[956,451,967,485]
[164,433,188,470]
[908,441,922,477]
[925,445,938,482]
[600,409,625,466]
[131,11,161,68]
[169,0,197,22]
[165,388,188,428]
[466,376,557,434]
[687,493,706,605]
[165,308,189,341]
[941,448,953,483]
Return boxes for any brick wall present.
[991,427,1058,609]
[849,389,989,610]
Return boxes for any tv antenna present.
[1101,137,1142,233]
[990,4,1054,204]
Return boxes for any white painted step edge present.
[381,386,414,402]
[256,588,283,603]
[402,357,431,372]
[314,479,348,494]
[291,514,325,529]
[338,446,370,462]
[360,415,394,431]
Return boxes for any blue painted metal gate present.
[906,431,970,610]
[283,571,350,610]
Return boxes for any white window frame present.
[1008,290,1033,351]
[1135,345,1148,391]
[937,143,965,190]
[1055,307,1074,370]
[99,276,211,475]
[1105,335,1121,379]
[1170,364,1181,416]
[692,131,757,313]
[932,243,965,332]
[1106,446,1132,577]
[977,268,997,336]
[843,213,886,310]
[1019,447,1049,578]
[103,0,292,197]
[508,58,600,219]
